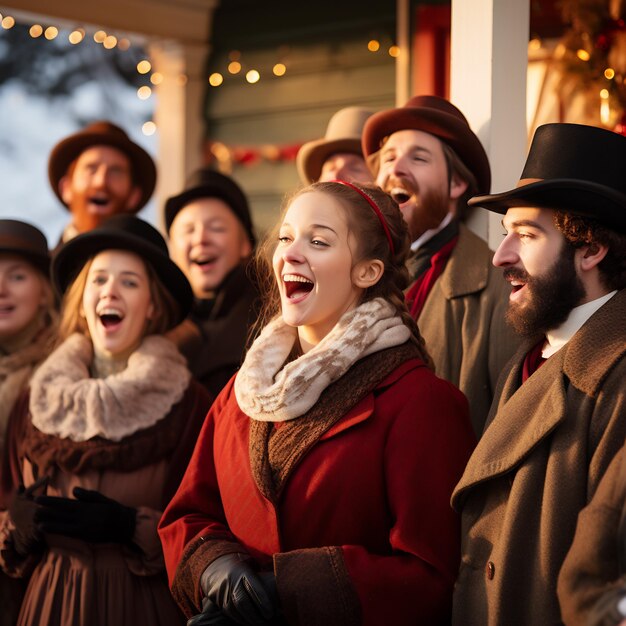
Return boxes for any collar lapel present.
[453,349,568,504]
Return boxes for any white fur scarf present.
[29,333,191,442]
[234,298,410,422]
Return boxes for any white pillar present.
[150,41,208,232]
[450,0,530,249]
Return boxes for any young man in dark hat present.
[296,107,374,185]
[362,95,518,436]
[164,169,258,397]
[48,121,156,243]
[451,123,626,626]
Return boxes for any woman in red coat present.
[159,181,476,626]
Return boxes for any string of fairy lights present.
[208,39,400,87]
[0,11,166,136]
[1,10,402,141]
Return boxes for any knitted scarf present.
[29,333,191,442]
[234,298,410,422]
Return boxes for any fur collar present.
[234,298,410,422]
[29,333,191,442]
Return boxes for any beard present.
[504,243,586,338]
[398,183,450,240]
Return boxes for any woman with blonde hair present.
[0,215,212,626]
[159,181,476,625]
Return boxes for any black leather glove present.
[8,476,48,555]
[35,487,136,544]
[187,597,237,626]
[200,553,277,625]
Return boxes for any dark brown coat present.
[451,288,626,626]
[558,439,626,626]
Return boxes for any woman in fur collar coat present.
[0,220,57,626]
[0,216,213,626]
[159,182,476,626]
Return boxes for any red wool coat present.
[159,349,476,626]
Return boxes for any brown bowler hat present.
[0,219,49,275]
[468,123,626,233]
[297,107,373,185]
[48,121,157,212]
[362,95,491,194]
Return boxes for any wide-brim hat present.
[297,107,374,185]
[468,123,626,233]
[48,121,157,212]
[164,168,255,246]
[52,215,192,325]
[0,219,49,276]
[362,95,491,193]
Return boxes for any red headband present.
[332,180,395,255]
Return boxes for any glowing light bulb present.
[137,60,152,74]
[150,72,163,85]
[273,63,286,76]
[228,61,242,74]
[576,49,590,61]
[44,26,58,40]
[605,68,615,79]
[1,16,15,29]
[29,24,43,38]
[389,46,400,58]
[142,121,156,136]
[94,30,106,43]
[103,35,117,49]
[368,39,380,52]
[209,73,224,87]
[246,70,260,84]
[137,86,152,100]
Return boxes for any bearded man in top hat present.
[164,169,258,397]
[48,121,156,243]
[362,95,519,436]
[296,106,374,185]
[451,123,626,626]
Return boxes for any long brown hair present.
[253,181,433,367]
[57,251,180,343]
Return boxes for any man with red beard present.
[362,95,518,435]
[48,121,156,244]
[451,123,626,626]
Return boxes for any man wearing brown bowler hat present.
[297,107,374,185]
[451,123,626,625]
[48,121,156,243]
[362,95,518,436]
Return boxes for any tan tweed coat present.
[417,224,520,436]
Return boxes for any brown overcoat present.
[558,438,626,626]
[451,288,626,626]
[417,224,520,436]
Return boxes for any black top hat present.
[362,95,491,193]
[52,215,193,326]
[0,219,49,275]
[469,123,626,233]
[164,169,256,246]
[48,121,157,212]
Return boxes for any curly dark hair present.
[553,211,626,291]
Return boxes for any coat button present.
[486,561,495,580]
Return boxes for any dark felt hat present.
[468,123,626,233]
[52,215,192,325]
[362,95,491,193]
[164,169,255,246]
[48,121,157,211]
[296,107,373,184]
[0,219,49,276]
